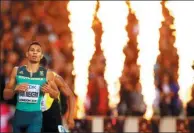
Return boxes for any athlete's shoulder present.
[13,66,19,72]
[13,66,19,69]
[15,65,25,72]
[11,66,20,76]
[54,74,65,84]
[46,69,55,80]
[53,71,59,77]
[16,65,28,76]
[46,69,53,74]
[17,65,26,70]
[46,69,59,77]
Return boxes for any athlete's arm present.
[3,67,29,100]
[3,67,18,100]
[43,70,59,99]
[55,75,75,128]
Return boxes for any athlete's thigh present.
[13,125,21,133]
[13,110,28,133]
[27,112,42,133]
[28,123,42,133]
[42,118,59,133]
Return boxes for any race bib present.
[19,84,40,103]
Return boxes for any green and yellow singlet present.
[16,65,47,112]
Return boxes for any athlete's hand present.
[67,119,75,129]
[41,82,52,94]
[14,83,28,93]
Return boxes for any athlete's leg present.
[42,115,61,133]
[41,111,49,133]
[42,101,62,133]
[13,110,28,133]
[27,111,42,133]
[13,124,21,133]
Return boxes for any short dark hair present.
[40,56,48,67]
[28,41,42,51]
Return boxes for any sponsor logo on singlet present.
[18,75,44,80]
[19,70,24,75]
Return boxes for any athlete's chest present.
[16,67,47,86]
[16,75,47,103]
[16,75,46,85]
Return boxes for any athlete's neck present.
[26,61,40,73]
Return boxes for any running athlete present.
[3,41,59,133]
[40,56,75,133]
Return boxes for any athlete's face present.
[26,45,43,63]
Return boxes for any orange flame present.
[67,1,97,118]
[130,1,163,119]
[98,1,129,109]
[165,1,194,106]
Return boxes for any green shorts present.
[13,109,42,133]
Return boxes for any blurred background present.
[1,1,194,132]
